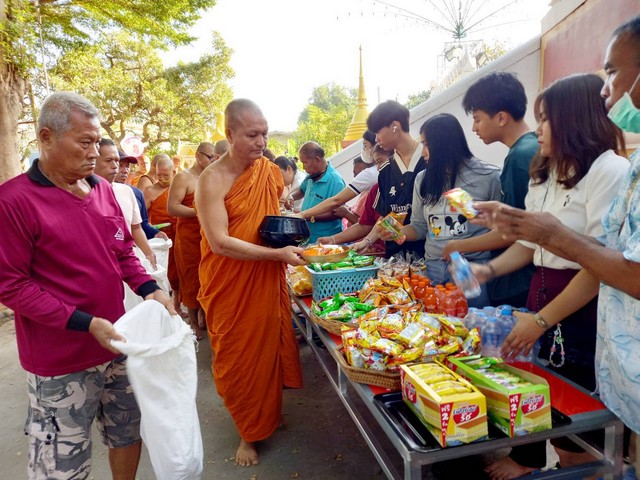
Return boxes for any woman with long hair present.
[385,112,501,305]
[472,73,628,479]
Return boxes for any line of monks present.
[126,141,229,339]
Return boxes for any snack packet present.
[444,187,477,219]
[377,212,407,245]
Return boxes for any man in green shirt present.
[444,72,537,309]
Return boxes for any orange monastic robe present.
[198,158,303,442]
[175,192,201,310]
[147,188,179,290]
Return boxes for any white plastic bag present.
[111,300,203,480]
[123,239,171,311]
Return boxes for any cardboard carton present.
[400,361,488,447]
[447,356,552,437]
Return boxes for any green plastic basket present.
[306,265,379,301]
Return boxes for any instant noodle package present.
[400,361,488,447]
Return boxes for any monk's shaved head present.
[153,153,173,169]
[225,99,265,130]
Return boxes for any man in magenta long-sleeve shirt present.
[0,92,175,480]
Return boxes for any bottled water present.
[449,252,481,298]
[481,316,503,358]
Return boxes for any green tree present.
[0,0,216,182]
[293,83,356,157]
[405,89,432,110]
[50,30,233,151]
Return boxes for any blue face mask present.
[607,72,640,133]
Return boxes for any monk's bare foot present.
[235,439,259,467]
[197,308,206,330]
[485,456,536,480]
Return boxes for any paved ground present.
[0,317,391,480]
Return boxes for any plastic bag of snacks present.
[287,265,312,296]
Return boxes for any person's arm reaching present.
[442,229,514,261]
[131,223,157,269]
[500,269,599,359]
[300,187,357,220]
[319,223,373,245]
[470,241,535,285]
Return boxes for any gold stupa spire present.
[342,45,369,148]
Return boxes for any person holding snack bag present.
[353,100,426,258]
[377,113,501,307]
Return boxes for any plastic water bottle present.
[464,307,479,329]
[497,305,516,333]
[449,252,481,298]
[481,316,503,358]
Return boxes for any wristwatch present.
[534,312,550,329]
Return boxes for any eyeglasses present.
[199,151,215,161]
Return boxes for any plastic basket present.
[306,265,379,301]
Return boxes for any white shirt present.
[113,182,142,233]
[292,169,307,211]
[348,165,379,195]
[519,149,629,269]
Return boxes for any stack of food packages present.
[287,265,313,296]
[378,252,469,318]
[335,275,481,373]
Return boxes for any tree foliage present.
[50,30,233,151]
[405,89,432,110]
[293,83,357,157]
[0,0,216,181]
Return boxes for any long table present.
[291,293,625,480]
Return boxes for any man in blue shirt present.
[295,142,345,243]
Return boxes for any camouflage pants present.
[24,355,141,480]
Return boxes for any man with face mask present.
[471,16,640,477]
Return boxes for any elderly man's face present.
[39,110,101,179]
[196,145,216,169]
[95,144,119,183]
[115,161,130,184]
[602,33,640,111]
[228,111,269,162]
[299,152,322,176]
[156,163,175,188]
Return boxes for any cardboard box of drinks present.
[400,360,488,447]
[446,355,552,437]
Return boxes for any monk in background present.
[144,154,181,313]
[137,154,160,192]
[168,142,215,339]
[196,99,305,467]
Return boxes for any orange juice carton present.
[446,355,552,437]
[400,360,488,447]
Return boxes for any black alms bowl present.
[259,215,310,248]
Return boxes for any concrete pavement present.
[0,318,389,480]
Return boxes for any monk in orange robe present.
[144,155,179,307]
[168,142,216,339]
[196,99,305,467]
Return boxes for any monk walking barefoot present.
[236,439,259,467]
[168,142,216,340]
[197,99,305,467]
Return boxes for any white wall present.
[330,36,542,184]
